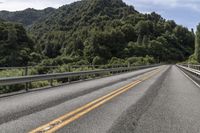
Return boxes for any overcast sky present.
[0,0,199,30]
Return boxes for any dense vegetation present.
[0,0,195,67]
[194,24,200,62]
[186,24,200,64]
[0,8,55,27]
[28,0,194,66]
[0,20,34,67]
[0,0,196,93]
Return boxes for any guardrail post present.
[25,66,29,91]
[68,77,71,83]
[25,83,29,91]
[67,66,71,83]
[68,66,71,72]
[128,62,130,68]
[50,79,53,87]
[24,66,28,76]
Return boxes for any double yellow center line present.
[29,68,163,133]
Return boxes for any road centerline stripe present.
[45,81,142,133]
[29,80,141,132]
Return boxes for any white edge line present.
[176,65,200,89]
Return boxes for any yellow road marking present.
[45,81,141,133]
[29,68,163,133]
[30,80,141,132]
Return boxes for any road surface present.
[133,66,200,133]
[0,65,200,133]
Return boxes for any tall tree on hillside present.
[142,35,149,46]
[137,34,142,45]
[195,24,200,62]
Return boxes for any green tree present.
[121,24,136,42]
[0,0,195,65]
[0,21,33,67]
[92,56,104,65]
[142,35,149,46]
[195,23,200,62]
[135,20,153,36]
[137,34,142,45]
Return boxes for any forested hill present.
[0,8,55,27]
[0,20,34,66]
[0,0,195,67]
[29,0,194,65]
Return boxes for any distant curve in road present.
[109,66,200,133]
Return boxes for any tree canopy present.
[195,24,200,62]
[0,20,34,66]
[0,0,195,66]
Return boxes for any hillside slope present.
[0,0,195,67]
[29,0,194,65]
[0,8,55,27]
[0,20,34,66]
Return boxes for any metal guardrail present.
[0,64,130,78]
[0,64,160,87]
[179,64,200,70]
[177,64,200,76]
[0,64,129,70]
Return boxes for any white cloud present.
[0,0,200,12]
[124,0,200,11]
[0,0,198,29]
[0,0,79,11]
[135,0,177,6]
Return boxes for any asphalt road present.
[1,65,200,133]
[0,66,165,132]
[133,66,200,133]
[0,66,158,124]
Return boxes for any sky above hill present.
[0,0,199,30]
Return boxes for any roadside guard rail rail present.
[179,64,200,71]
[0,64,161,88]
[177,64,200,76]
[0,64,134,78]
[0,64,130,70]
